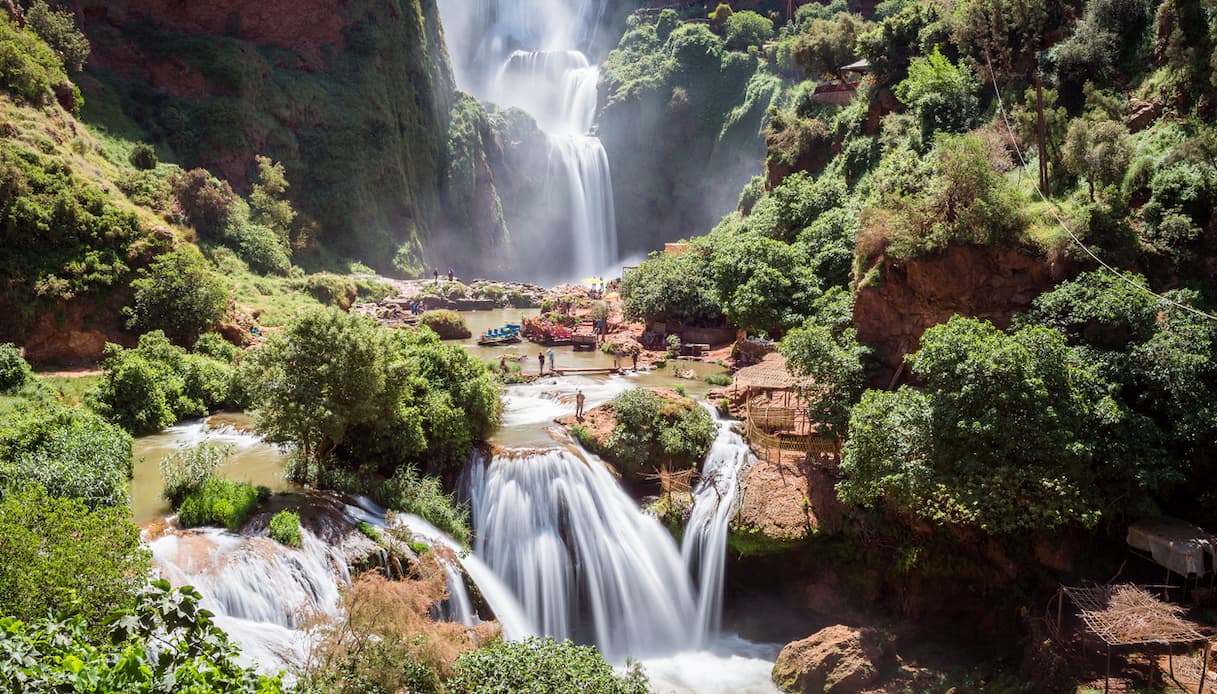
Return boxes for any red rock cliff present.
[853,246,1072,384]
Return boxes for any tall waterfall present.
[438,0,618,280]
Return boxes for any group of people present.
[537,348,555,375]
[433,267,455,284]
[407,300,425,316]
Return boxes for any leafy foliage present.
[125,245,230,344]
[25,1,90,73]
[0,405,133,508]
[419,309,472,340]
[176,476,261,531]
[698,227,819,332]
[723,11,774,50]
[0,580,283,692]
[0,488,148,630]
[780,303,872,436]
[242,309,499,483]
[0,12,74,107]
[448,637,649,694]
[268,510,302,548]
[1062,118,1133,200]
[620,249,722,326]
[894,48,980,138]
[590,387,717,476]
[0,343,31,394]
[92,331,236,434]
[160,442,231,506]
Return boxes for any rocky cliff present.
[75,0,507,272]
[852,246,1072,384]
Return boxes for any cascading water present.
[438,0,618,280]
[682,409,756,640]
[464,447,700,659]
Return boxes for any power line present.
[983,51,1217,323]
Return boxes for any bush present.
[621,248,723,326]
[704,373,732,386]
[724,11,774,50]
[303,273,358,309]
[127,142,158,170]
[268,510,302,547]
[449,637,649,694]
[125,245,230,344]
[172,169,238,239]
[92,331,235,433]
[116,168,172,211]
[25,1,90,73]
[598,387,717,475]
[193,331,241,363]
[0,488,148,630]
[0,405,134,508]
[320,465,471,545]
[160,442,231,506]
[0,343,31,393]
[0,13,72,106]
[418,309,472,339]
[895,47,979,137]
[176,477,261,530]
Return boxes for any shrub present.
[268,510,302,547]
[176,477,260,530]
[0,343,31,393]
[125,245,230,344]
[598,387,717,474]
[172,169,238,239]
[621,249,722,326]
[724,10,774,50]
[193,331,241,363]
[449,637,649,694]
[320,465,471,545]
[704,373,732,386]
[25,1,89,72]
[894,47,979,137]
[303,273,358,309]
[116,168,172,211]
[160,442,231,506]
[418,309,472,339]
[0,13,72,106]
[92,331,234,434]
[0,405,134,508]
[127,142,158,170]
[0,488,149,630]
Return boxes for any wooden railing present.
[744,418,839,460]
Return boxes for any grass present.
[704,373,732,386]
[176,477,261,531]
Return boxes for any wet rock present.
[772,625,897,694]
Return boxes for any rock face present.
[730,450,843,555]
[772,625,897,694]
[853,245,1069,384]
[74,0,510,274]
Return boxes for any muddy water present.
[130,414,296,525]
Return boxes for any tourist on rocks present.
[448,267,455,282]
[576,389,586,420]
[631,349,639,372]
[547,348,555,374]
[433,268,439,285]
[538,351,545,375]
[499,355,507,374]
[613,348,623,370]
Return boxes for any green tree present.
[698,229,819,332]
[780,313,871,437]
[840,317,1117,534]
[1062,118,1133,200]
[0,489,149,631]
[449,638,649,694]
[620,250,722,326]
[0,13,74,107]
[125,245,230,344]
[792,13,865,82]
[656,8,680,42]
[724,11,775,50]
[25,1,89,72]
[248,155,297,249]
[894,47,980,137]
[856,1,945,86]
[172,169,238,240]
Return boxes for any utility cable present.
[983,51,1217,322]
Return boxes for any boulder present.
[772,625,896,694]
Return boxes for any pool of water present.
[131,414,296,525]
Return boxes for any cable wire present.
[983,51,1217,322]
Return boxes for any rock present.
[1126,98,1162,133]
[772,625,897,694]
[730,452,843,555]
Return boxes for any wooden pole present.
[1035,73,1049,195]
[1105,644,1111,694]
[1056,588,1064,635]
[1200,641,1210,694]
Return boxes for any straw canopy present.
[732,352,812,392]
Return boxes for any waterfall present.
[150,528,348,671]
[681,410,755,639]
[438,0,619,280]
[465,448,700,660]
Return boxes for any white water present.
[439,0,619,280]
[682,409,756,638]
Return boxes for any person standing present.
[538,351,545,375]
[613,348,623,370]
[499,355,507,375]
[631,349,639,372]
[547,347,555,374]
[448,268,455,282]
[433,268,439,285]
[576,389,586,420]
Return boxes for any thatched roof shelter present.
[731,352,811,393]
